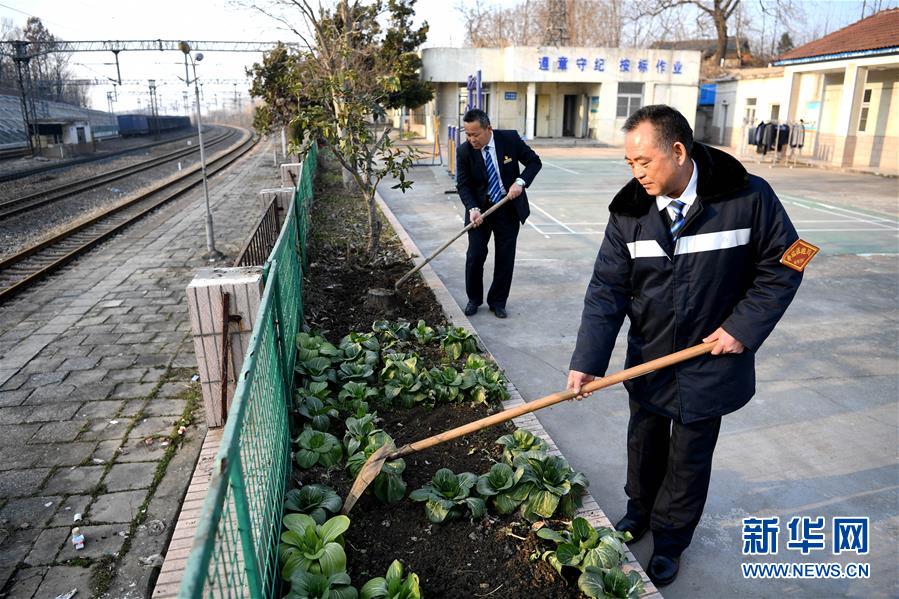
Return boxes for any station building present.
[707,9,899,175]
[418,46,701,144]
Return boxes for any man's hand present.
[567,370,596,400]
[703,327,745,355]
[507,182,524,199]
[469,208,484,227]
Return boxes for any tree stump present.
[365,287,398,312]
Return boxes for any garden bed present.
[284,159,644,598]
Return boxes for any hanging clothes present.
[777,123,790,151]
[789,122,805,148]
[763,122,777,154]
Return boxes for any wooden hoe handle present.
[394,194,512,289]
[388,341,717,460]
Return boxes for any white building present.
[708,9,899,175]
[419,46,701,144]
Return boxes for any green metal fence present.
[178,143,318,599]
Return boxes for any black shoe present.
[614,516,649,543]
[493,307,507,319]
[463,302,479,316]
[647,553,680,587]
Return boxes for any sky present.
[0,0,892,113]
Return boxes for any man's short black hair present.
[463,108,491,129]
[622,104,693,156]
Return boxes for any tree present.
[776,31,794,56]
[247,43,308,136]
[380,0,433,110]
[250,0,429,256]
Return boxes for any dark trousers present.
[624,399,721,557]
[465,203,520,309]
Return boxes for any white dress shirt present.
[656,159,698,220]
[482,133,506,194]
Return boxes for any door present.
[535,94,551,137]
[76,127,86,144]
[563,94,577,137]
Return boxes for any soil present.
[297,156,582,598]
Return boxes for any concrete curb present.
[375,190,662,598]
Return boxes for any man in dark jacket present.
[456,109,542,319]
[567,105,803,586]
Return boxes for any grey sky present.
[0,0,891,113]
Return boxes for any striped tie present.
[669,199,687,239]
[483,147,504,203]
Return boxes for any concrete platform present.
[378,146,898,599]
[0,135,281,598]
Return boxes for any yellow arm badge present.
[780,239,819,272]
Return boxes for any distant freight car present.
[116,114,191,137]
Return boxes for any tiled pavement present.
[0,134,280,598]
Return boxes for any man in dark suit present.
[456,109,542,319]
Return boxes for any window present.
[859,88,872,132]
[744,97,757,124]
[616,83,644,118]
[770,104,780,121]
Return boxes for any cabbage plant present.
[337,382,378,414]
[410,320,436,345]
[409,468,486,523]
[515,453,588,521]
[496,429,550,464]
[372,320,412,349]
[297,396,339,432]
[460,364,509,404]
[578,566,644,599]
[381,354,428,407]
[339,332,380,367]
[284,484,342,525]
[360,559,421,599]
[287,570,358,599]
[536,517,631,575]
[476,463,529,515]
[343,413,380,457]
[296,356,337,384]
[428,366,463,403]
[346,430,407,504]
[338,362,375,385]
[296,332,340,363]
[295,427,343,469]
[279,514,350,580]
[439,327,478,361]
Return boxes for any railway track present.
[0,128,238,220]
[0,130,203,183]
[0,129,256,302]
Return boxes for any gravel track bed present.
[0,127,244,259]
[0,126,224,199]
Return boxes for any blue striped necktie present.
[669,199,687,239]
[483,146,504,203]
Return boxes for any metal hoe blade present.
[341,443,393,514]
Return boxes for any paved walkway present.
[0,135,279,598]
[380,148,898,599]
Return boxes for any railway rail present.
[0,128,256,302]
[0,129,203,183]
[0,128,238,220]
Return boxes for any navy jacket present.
[456,129,542,224]
[570,144,803,423]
